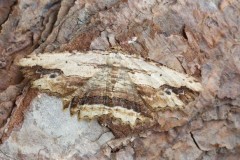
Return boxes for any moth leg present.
[70,96,80,116]
[62,98,71,110]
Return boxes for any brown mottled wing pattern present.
[17,51,202,137]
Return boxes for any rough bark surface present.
[0,0,240,159]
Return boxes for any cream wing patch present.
[71,104,149,126]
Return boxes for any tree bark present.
[0,0,239,159]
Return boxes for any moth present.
[17,50,202,137]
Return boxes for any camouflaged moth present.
[17,50,202,137]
